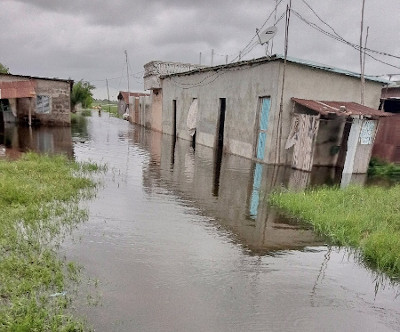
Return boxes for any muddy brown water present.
[2,113,400,331]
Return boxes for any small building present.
[0,73,73,126]
[143,61,205,132]
[117,91,150,125]
[147,55,388,174]
[372,82,400,163]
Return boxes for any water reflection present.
[0,124,73,159]
[131,126,325,254]
[60,114,400,332]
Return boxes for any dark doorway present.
[217,98,226,150]
[213,98,226,196]
[337,119,352,169]
[172,100,177,141]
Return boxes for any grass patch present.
[0,153,102,331]
[269,185,400,279]
[368,157,400,180]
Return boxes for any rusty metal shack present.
[0,73,73,126]
[372,83,400,163]
[291,98,392,174]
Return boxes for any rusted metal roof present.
[381,86,400,99]
[0,80,36,98]
[291,98,392,118]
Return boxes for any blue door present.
[256,97,271,160]
[249,163,263,219]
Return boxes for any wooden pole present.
[361,26,369,106]
[277,0,292,164]
[125,50,130,93]
[106,78,110,102]
[359,0,366,105]
[270,0,278,55]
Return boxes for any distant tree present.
[0,63,10,74]
[71,80,95,110]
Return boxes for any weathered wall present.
[2,76,72,126]
[161,59,384,165]
[271,62,383,165]
[162,61,281,161]
[150,90,162,132]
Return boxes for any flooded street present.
[3,113,400,331]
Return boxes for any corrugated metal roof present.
[292,98,392,118]
[0,73,72,83]
[160,55,389,84]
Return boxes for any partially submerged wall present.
[161,58,384,166]
[0,74,72,126]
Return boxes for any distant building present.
[145,55,388,174]
[0,73,73,126]
[143,61,205,132]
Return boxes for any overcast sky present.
[1,0,399,100]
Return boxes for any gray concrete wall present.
[161,59,384,165]
[162,62,281,161]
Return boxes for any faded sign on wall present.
[359,120,376,145]
[36,95,51,114]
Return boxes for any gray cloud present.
[1,0,399,99]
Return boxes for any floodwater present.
[2,113,400,331]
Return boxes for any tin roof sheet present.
[160,55,389,84]
[292,98,392,118]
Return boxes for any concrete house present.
[0,73,73,126]
[145,55,389,174]
[143,61,205,132]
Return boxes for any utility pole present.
[106,78,110,102]
[211,49,214,66]
[199,52,202,65]
[277,0,292,164]
[125,50,130,93]
[270,0,278,55]
[359,0,366,105]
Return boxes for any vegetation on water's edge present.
[269,185,400,279]
[92,101,119,118]
[368,157,400,180]
[0,153,103,331]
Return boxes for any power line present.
[291,9,400,70]
[296,1,400,61]
[230,0,286,63]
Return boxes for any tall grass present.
[269,185,400,279]
[0,153,102,331]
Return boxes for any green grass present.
[269,185,400,279]
[368,157,400,180]
[0,153,102,331]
